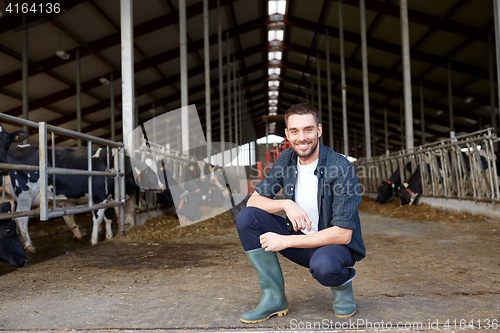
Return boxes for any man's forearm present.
[284,226,352,248]
[247,192,291,214]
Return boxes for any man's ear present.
[284,128,289,142]
[317,124,322,138]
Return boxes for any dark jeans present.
[236,206,355,287]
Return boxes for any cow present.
[155,160,204,221]
[399,166,424,206]
[375,162,412,204]
[0,202,28,268]
[7,145,160,252]
[184,161,228,207]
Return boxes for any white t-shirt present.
[294,158,319,235]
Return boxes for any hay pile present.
[359,196,486,223]
[126,207,236,241]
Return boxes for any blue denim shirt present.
[254,142,366,261]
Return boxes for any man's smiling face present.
[285,113,322,164]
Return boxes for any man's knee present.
[310,260,347,287]
[236,206,264,232]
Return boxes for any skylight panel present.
[268,51,282,60]
[268,68,281,75]
[268,29,284,41]
[268,0,286,15]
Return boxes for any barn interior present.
[0,0,498,156]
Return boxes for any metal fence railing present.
[0,113,127,233]
[353,128,500,203]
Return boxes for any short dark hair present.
[284,103,320,128]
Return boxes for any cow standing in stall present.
[7,145,161,253]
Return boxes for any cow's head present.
[0,202,28,268]
[130,157,165,191]
[399,182,418,206]
[0,125,29,174]
[375,181,397,204]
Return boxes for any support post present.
[384,106,388,154]
[360,0,371,158]
[316,54,323,144]
[217,0,224,164]
[494,0,500,133]
[76,49,82,146]
[203,0,212,160]
[22,14,29,144]
[489,33,497,142]
[326,27,334,149]
[339,0,348,156]
[448,61,454,136]
[179,0,189,152]
[227,34,232,147]
[110,74,115,142]
[420,80,426,145]
[120,0,134,153]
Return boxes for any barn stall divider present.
[0,113,127,236]
[354,128,500,203]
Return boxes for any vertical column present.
[227,35,232,147]
[265,119,269,153]
[384,106,388,154]
[22,15,29,144]
[339,0,348,156]
[400,0,414,151]
[135,91,139,128]
[420,81,425,145]
[234,66,239,166]
[400,94,404,149]
[316,54,323,144]
[110,74,115,142]
[448,61,454,136]
[76,49,82,146]
[326,27,334,149]
[179,0,189,152]
[488,33,497,140]
[120,0,135,152]
[217,0,225,163]
[203,0,212,160]
[360,0,371,158]
[494,0,500,129]
[354,125,357,158]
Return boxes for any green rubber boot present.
[330,266,357,318]
[240,248,289,323]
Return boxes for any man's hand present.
[260,232,289,252]
[283,200,312,232]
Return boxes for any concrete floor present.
[0,211,499,332]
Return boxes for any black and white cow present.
[155,160,204,221]
[7,145,160,252]
[375,162,412,204]
[399,165,425,206]
[0,201,28,268]
[184,161,228,207]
